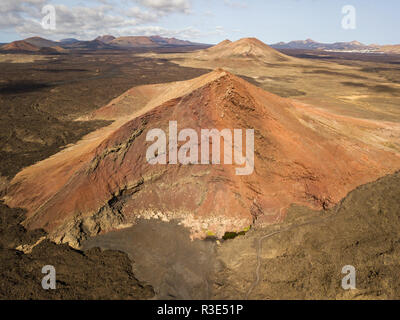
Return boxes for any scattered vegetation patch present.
[341,81,399,96]
[0,80,52,94]
[305,69,368,79]
[341,81,368,87]
[222,226,251,241]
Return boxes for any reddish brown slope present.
[4,70,400,247]
[1,40,40,52]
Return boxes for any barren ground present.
[1,48,400,299]
[146,48,400,122]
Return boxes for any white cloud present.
[125,25,201,39]
[134,0,191,13]
[223,0,247,9]
[0,0,196,40]
[14,4,140,39]
[125,6,160,23]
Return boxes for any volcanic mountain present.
[1,40,40,52]
[110,36,156,47]
[3,70,400,248]
[60,38,80,45]
[106,36,200,48]
[194,38,294,62]
[148,35,196,46]
[24,36,59,48]
[95,35,116,44]
[66,39,115,50]
[1,37,67,53]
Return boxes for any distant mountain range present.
[271,39,400,54]
[0,35,207,53]
[94,35,198,48]
[2,36,399,55]
[59,38,81,45]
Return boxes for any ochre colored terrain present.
[3,69,400,248]
[149,38,400,123]
[192,38,295,62]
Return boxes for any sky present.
[0,0,399,45]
